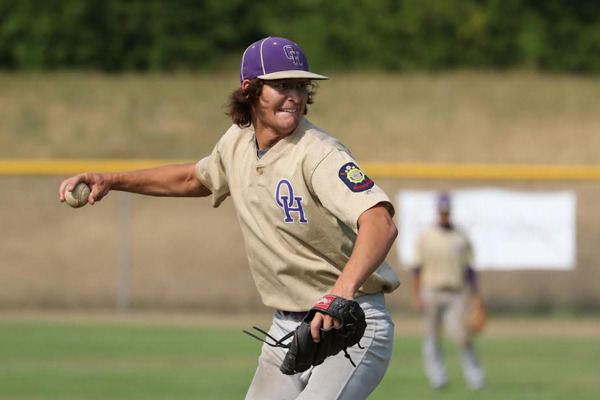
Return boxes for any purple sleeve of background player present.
[465,266,478,293]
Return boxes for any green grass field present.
[1,318,599,400]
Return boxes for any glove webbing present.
[242,326,363,367]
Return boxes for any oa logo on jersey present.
[275,179,307,224]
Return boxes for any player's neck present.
[251,111,305,150]
[254,126,293,150]
[438,222,454,230]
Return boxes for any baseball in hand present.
[65,182,91,208]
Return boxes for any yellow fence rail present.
[1,159,600,180]
[364,162,600,180]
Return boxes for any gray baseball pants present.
[245,293,394,400]
[421,287,484,389]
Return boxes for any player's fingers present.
[310,313,324,343]
[88,187,103,205]
[88,190,97,205]
[58,176,82,201]
[86,174,110,205]
[321,314,333,331]
[333,318,342,330]
[58,180,68,201]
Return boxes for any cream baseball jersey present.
[413,225,474,290]
[195,118,400,311]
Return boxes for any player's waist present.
[276,310,309,321]
[275,292,388,322]
[421,275,465,291]
[425,285,465,293]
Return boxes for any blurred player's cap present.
[240,36,328,83]
[437,193,451,213]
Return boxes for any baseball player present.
[59,36,400,399]
[410,193,485,390]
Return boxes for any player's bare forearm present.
[332,203,398,299]
[108,163,210,197]
[313,204,396,340]
[59,163,211,205]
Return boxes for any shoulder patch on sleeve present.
[338,162,375,192]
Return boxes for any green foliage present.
[0,0,599,72]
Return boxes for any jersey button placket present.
[256,165,266,187]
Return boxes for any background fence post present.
[116,192,132,311]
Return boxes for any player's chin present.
[275,115,301,134]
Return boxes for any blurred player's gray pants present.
[245,293,394,400]
[421,288,485,390]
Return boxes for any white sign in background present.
[396,189,576,270]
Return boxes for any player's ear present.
[241,79,252,93]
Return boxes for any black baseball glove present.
[243,295,367,375]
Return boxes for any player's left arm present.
[464,235,481,296]
[464,233,485,326]
[331,202,397,299]
[310,202,397,341]
[465,266,479,294]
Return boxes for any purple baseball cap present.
[437,193,451,212]
[240,36,328,83]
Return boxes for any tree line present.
[0,0,598,73]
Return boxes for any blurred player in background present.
[59,36,400,399]
[410,193,485,390]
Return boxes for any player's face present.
[438,210,451,226]
[253,79,310,136]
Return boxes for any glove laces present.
[342,342,363,367]
[243,326,294,349]
[243,326,364,367]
